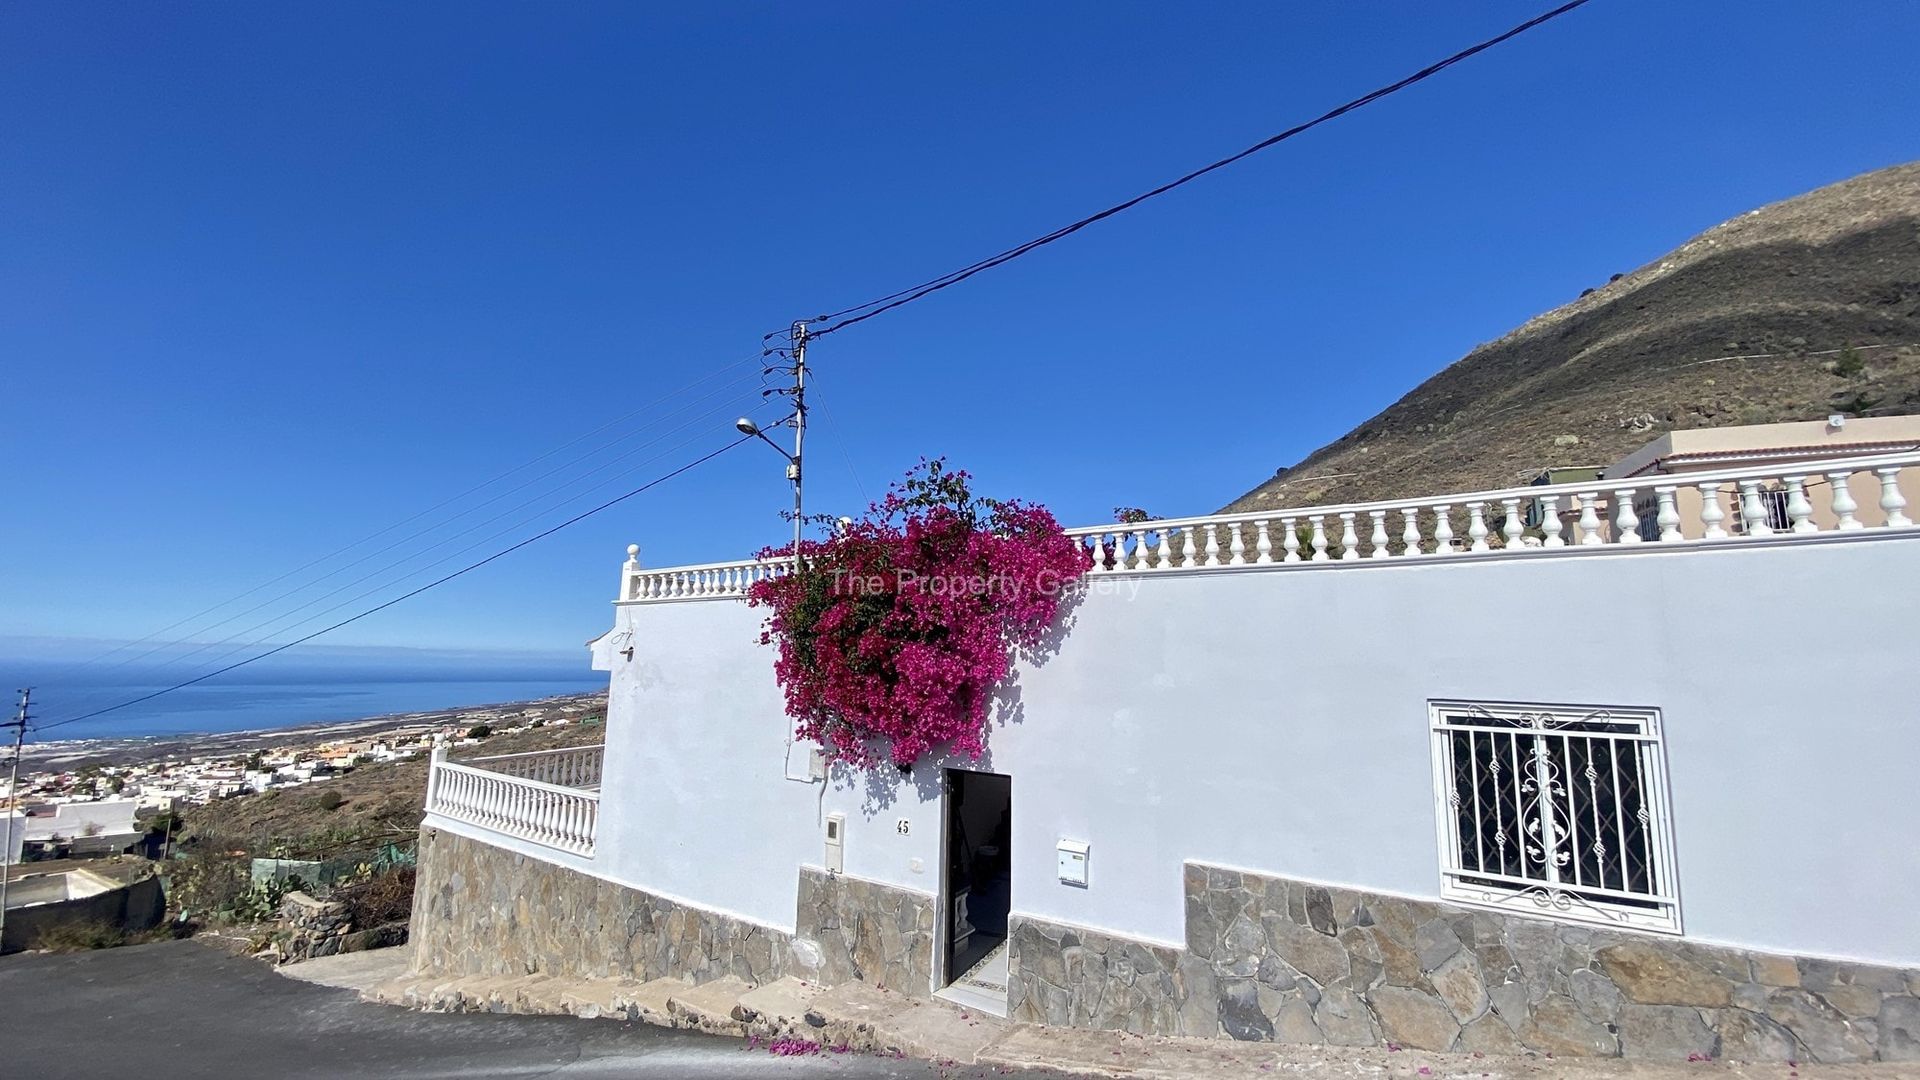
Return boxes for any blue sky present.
[4,1,1917,667]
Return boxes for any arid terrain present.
[1224,161,1920,511]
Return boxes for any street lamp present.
[737,415,803,572]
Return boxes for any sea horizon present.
[3,637,609,742]
[13,675,608,743]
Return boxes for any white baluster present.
[1575,493,1603,546]
[1784,476,1815,533]
[1501,498,1523,548]
[1467,502,1490,552]
[1538,495,1564,548]
[1338,513,1359,561]
[1309,516,1330,561]
[1229,522,1246,565]
[1614,489,1642,543]
[1877,467,1911,527]
[1738,481,1772,536]
[1155,528,1173,570]
[1827,472,1861,531]
[1254,520,1273,564]
[1655,486,1682,542]
[1180,525,1198,568]
[1083,534,1104,571]
[1131,530,1153,570]
[1282,518,1301,562]
[1204,524,1222,567]
[1697,483,1727,539]
[1401,507,1423,557]
[1433,505,1455,555]
[1368,510,1390,559]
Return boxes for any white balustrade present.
[464,744,604,789]
[427,748,600,856]
[614,452,1920,601]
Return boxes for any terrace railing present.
[615,451,1918,602]
[425,747,599,856]
[460,744,603,790]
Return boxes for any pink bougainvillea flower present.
[748,458,1089,770]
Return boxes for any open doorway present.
[939,768,1010,1013]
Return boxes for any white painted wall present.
[585,533,1920,968]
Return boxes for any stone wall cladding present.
[794,867,936,999]
[1007,916,1192,1035]
[410,827,790,986]
[1005,863,1920,1063]
[1181,863,1920,1064]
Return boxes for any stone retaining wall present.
[795,867,936,998]
[1007,863,1920,1064]
[410,827,790,985]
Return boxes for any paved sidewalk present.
[344,952,1917,1080]
[274,943,411,993]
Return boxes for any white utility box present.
[824,812,846,873]
[1057,838,1090,886]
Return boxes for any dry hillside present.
[182,721,604,856]
[1223,162,1920,512]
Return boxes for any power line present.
[57,369,765,705]
[35,436,753,735]
[65,354,764,676]
[41,404,764,727]
[800,0,1594,339]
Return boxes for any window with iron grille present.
[1429,701,1681,933]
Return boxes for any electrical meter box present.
[824,812,846,873]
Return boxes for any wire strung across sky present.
[42,358,771,722]
[34,435,754,735]
[61,357,763,671]
[795,0,1594,340]
[31,4,1595,734]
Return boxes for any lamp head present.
[735,417,761,436]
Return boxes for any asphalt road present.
[1,940,1048,1080]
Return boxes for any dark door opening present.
[941,768,1011,989]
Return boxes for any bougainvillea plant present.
[746,459,1089,770]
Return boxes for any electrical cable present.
[34,436,753,735]
[44,388,769,721]
[800,0,1593,338]
[63,354,764,676]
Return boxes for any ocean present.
[21,677,608,741]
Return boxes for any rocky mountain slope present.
[1223,161,1920,512]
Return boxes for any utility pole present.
[789,321,808,573]
[1,687,29,949]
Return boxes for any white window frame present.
[1428,699,1682,934]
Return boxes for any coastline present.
[19,689,610,772]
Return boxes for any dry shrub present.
[336,865,415,929]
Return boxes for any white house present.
[411,448,1920,1064]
